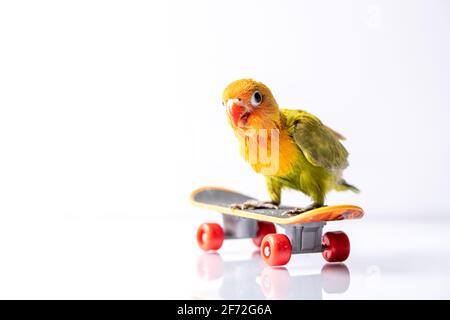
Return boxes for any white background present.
[0,0,449,299]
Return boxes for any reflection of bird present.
[222,79,359,214]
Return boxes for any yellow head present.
[222,79,280,129]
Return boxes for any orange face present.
[222,79,280,129]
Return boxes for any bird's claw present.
[282,204,325,216]
[282,208,308,216]
[230,200,278,210]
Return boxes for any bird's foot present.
[282,203,325,216]
[230,200,279,210]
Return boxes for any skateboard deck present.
[191,186,364,225]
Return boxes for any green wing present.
[282,109,349,170]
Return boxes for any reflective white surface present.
[1,212,449,299]
[1,1,449,300]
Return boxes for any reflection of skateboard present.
[191,186,364,266]
[196,252,351,299]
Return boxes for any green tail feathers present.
[336,180,360,193]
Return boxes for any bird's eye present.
[250,91,262,107]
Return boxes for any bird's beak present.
[226,99,249,127]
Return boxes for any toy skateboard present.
[191,186,364,266]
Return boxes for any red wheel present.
[197,223,224,251]
[260,234,292,266]
[322,231,350,262]
[252,221,276,247]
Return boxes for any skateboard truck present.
[222,215,257,239]
[281,222,326,254]
[221,215,324,254]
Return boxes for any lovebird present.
[222,79,359,214]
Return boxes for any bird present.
[222,79,359,215]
